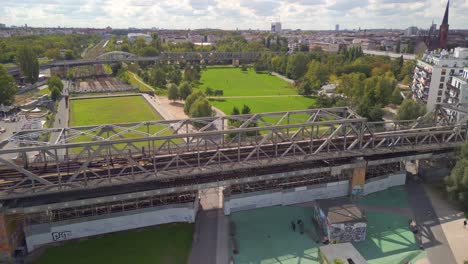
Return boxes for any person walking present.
[291,221,296,232]
[464,219,467,229]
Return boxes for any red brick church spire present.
[439,1,449,49]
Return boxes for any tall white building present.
[412,47,468,111]
[271,22,282,34]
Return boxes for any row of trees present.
[0,65,17,106]
[139,64,201,88]
[0,34,101,63]
[183,91,213,120]
[47,75,64,101]
[168,82,193,101]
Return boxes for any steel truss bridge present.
[1,104,467,203]
[7,51,273,75]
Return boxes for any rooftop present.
[316,197,366,224]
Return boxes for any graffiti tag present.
[52,231,72,241]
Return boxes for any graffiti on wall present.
[329,222,366,243]
[52,231,72,242]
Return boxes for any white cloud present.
[0,0,464,30]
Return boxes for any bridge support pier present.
[0,211,24,261]
[350,161,367,198]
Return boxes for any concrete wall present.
[363,172,406,195]
[224,180,349,215]
[224,172,407,215]
[25,203,195,252]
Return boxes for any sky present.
[0,0,467,30]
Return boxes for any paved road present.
[405,178,457,264]
[49,94,69,144]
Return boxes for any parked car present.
[0,127,6,133]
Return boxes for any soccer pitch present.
[69,96,162,126]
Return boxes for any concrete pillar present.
[0,212,24,261]
[350,161,367,198]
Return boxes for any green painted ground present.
[230,206,319,264]
[70,96,161,126]
[200,68,296,96]
[34,223,194,264]
[229,187,424,264]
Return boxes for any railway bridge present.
[0,104,467,257]
[7,51,274,77]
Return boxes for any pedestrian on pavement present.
[464,219,467,228]
[291,221,296,232]
[58,119,61,124]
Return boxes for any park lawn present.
[199,68,296,96]
[210,96,317,125]
[126,71,155,93]
[69,96,179,148]
[209,96,317,115]
[70,96,161,126]
[35,223,194,264]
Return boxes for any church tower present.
[438,1,449,49]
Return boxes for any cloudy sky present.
[1,0,467,30]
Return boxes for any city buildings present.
[271,22,282,34]
[0,24,6,28]
[335,24,339,32]
[405,26,418,36]
[127,33,152,43]
[411,47,468,111]
[446,67,468,106]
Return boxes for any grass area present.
[126,71,155,93]
[199,68,296,96]
[35,223,194,264]
[70,96,161,126]
[210,96,316,115]
[38,87,50,95]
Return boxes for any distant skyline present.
[1,0,468,30]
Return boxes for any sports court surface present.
[229,187,425,264]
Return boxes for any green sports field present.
[199,68,296,96]
[35,223,193,264]
[209,96,316,115]
[70,96,161,126]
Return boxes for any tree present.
[168,84,179,102]
[241,65,247,71]
[189,97,213,118]
[16,45,39,83]
[151,67,166,87]
[241,104,251,114]
[445,143,468,209]
[205,87,214,96]
[44,48,61,60]
[231,106,240,115]
[184,90,204,114]
[396,99,426,120]
[50,86,61,101]
[111,63,122,77]
[214,90,224,96]
[47,75,64,92]
[64,49,75,60]
[179,81,193,100]
[390,87,403,105]
[0,65,17,106]
[168,68,182,85]
[298,80,313,96]
[286,53,308,80]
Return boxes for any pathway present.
[271,72,295,84]
[405,179,457,264]
[49,92,69,144]
[207,94,303,99]
[128,72,154,91]
[424,185,468,264]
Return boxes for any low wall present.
[25,203,196,252]
[224,172,407,215]
[224,180,349,215]
[363,172,406,195]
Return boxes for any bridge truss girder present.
[0,107,467,199]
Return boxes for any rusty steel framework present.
[1,106,467,200]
